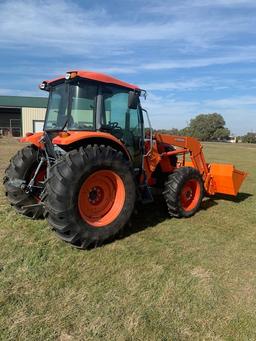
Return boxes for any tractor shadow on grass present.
[201,192,252,211]
[118,192,253,242]
[213,192,253,203]
[118,198,169,241]
[99,192,253,247]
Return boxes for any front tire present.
[163,167,204,218]
[44,145,136,249]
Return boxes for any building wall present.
[22,107,46,134]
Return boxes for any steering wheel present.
[108,121,121,129]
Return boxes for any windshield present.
[44,82,97,131]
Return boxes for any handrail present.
[142,108,153,157]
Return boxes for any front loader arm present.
[153,134,247,196]
[155,134,209,178]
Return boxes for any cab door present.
[101,85,143,168]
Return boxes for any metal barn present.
[0,96,48,137]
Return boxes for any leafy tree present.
[178,127,192,136]
[154,128,180,135]
[188,113,230,141]
[242,132,256,143]
[154,127,192,136]
[212,127,230,140]
[153,113,231,141]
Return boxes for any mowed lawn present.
[0,137,255,341]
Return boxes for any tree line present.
[154,113,256,143]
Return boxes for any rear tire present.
[44,145,136,249]
[163,167,203,218]
[3,145,45,219]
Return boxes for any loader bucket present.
[209,163,247,196]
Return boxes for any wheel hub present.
[184,188,193,201]
[88,186,103,205]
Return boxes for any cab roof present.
[43,70,140,91]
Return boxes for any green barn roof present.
[0,96,48,108]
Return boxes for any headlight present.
[39,81,47,90]
[65,71,77,80]
[65,72,71,80]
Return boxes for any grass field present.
[0,137,255,341]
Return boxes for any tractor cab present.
[40,71,146,166]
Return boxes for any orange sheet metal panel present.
[19,132,44,148]
[43,70,140,91]
[209,163,247,196]
[144,141,161,180]
[51,131,131,160]
[185,161,194,167]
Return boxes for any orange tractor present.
[3,70,247,248]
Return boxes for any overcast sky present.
[0,0,256,134]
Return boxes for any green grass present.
[0,137,255,341]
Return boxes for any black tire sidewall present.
[45,145,136,247]
[176,170,204,217]
[72,160,135,238]
[6,145,39,181]
[164,167,204,218]
[4,145,44,217]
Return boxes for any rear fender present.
[19,132,44,149]
[52,131,131,160]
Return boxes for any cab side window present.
[102,85,143,166]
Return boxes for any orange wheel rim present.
[180,179,201,212]
[78,170,125,227]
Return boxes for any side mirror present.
[128,91,139,109]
